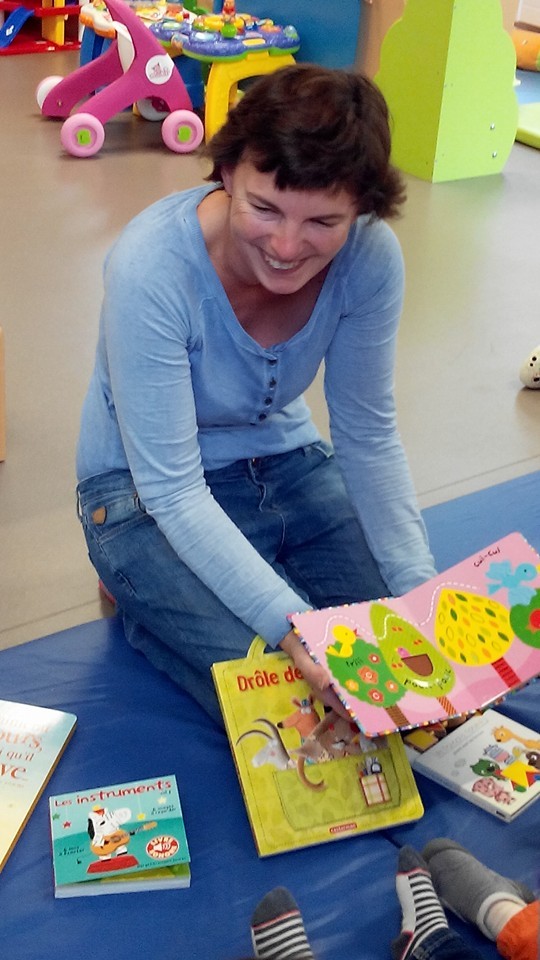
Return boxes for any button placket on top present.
[257,354,278,422]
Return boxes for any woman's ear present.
[221,165,233,195]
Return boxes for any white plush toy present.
[519,346,540,388]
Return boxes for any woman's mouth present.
[263,252,302,272]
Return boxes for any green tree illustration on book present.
[326,616,456,730]
[510,590,540,650]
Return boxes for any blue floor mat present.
[516,67,540,103]
[0,470,539,959]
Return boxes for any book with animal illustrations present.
[49,775,190,897]
[211,638,423,857]
[289,533,540,738]
[402,708,540,822]
[0,699,77,873]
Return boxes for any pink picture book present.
[289,532,540,738]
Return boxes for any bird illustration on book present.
[485,560,540,607]
[482,558,540,650]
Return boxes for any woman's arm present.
[324,222,436,596]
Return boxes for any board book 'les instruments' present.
[49,774,190,896]
[289,533,540,737]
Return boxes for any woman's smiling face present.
[221,159,358,295]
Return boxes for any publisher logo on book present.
[329,822,357,835]
[146,835,180,860]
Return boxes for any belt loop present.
[76,488,82,520]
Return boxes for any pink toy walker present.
[36,0,204,158]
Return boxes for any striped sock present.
[392,847,449,960]
[251,888,315,960]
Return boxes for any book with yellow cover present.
[0,699,77,872]
[211,638,423,857]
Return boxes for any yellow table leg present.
[204,51,296,143]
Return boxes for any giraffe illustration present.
[492,725,540,751]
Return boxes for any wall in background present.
[516,0,540,26]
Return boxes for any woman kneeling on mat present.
[76,64,436,725]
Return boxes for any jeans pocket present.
[308,440,334,461]
[82,490,148,545]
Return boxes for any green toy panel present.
[376,0,518,182]
[375,0,454,181]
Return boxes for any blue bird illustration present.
[485,561,540,606]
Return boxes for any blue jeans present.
[409,928,485,960]
[76,444,388,725]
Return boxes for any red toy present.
[36,0,204,157]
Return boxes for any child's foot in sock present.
[391,846,449,960]
[251,887,315,960]
[422,838,536,940]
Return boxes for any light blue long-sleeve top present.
[77,184,436,646]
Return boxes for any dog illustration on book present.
[86,805,157,873]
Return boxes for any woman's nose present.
[268,221,302,261]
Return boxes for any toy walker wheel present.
[161,110,204,154]
[136,97,169,121]
[36,75,64,112]
[60,113,105,158]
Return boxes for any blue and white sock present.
[251,887,315,960]
[392,846,449,960]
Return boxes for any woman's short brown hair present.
[204,63,405,220]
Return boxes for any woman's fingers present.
[279,630,349,719]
